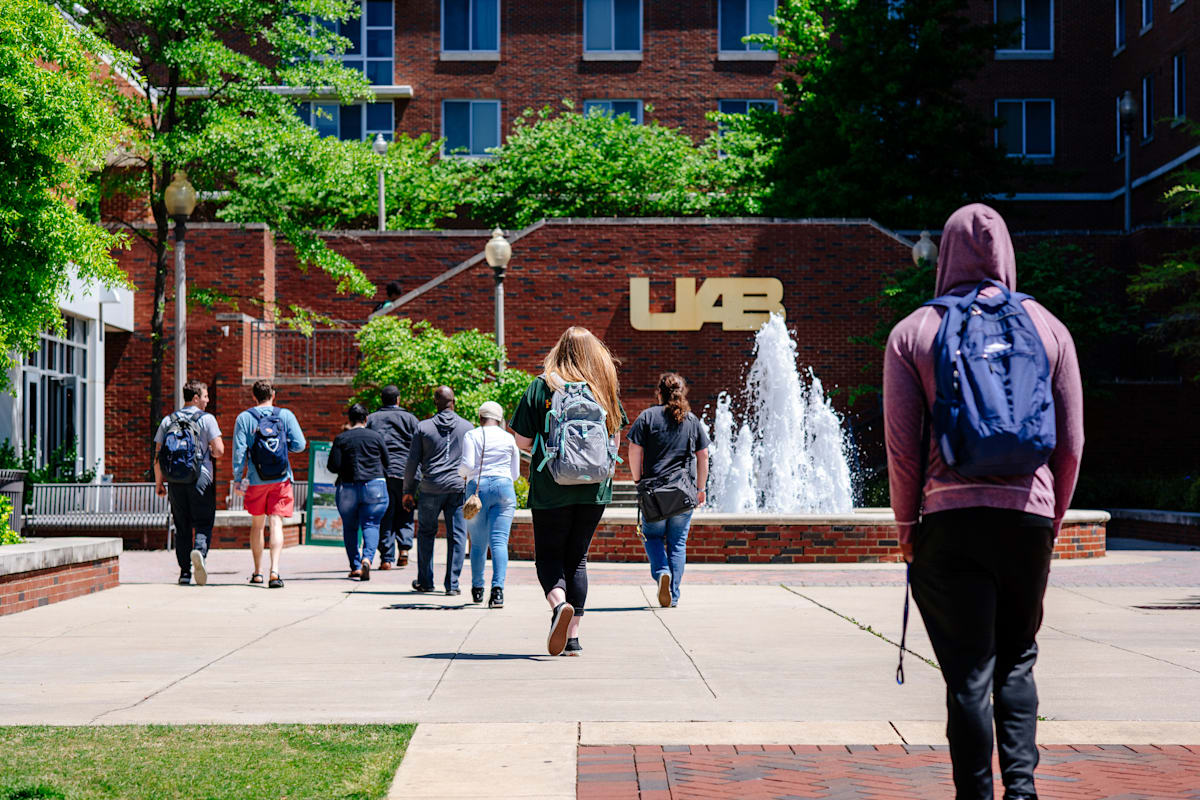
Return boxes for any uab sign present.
[630,277,785,331]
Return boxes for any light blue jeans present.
[642,510,693,605]
[466,476,516,589]
[336,478,389,570]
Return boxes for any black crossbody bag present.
[635,425,699,523]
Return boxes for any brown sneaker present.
[397,551,409,567]
[657,573,672,608]
[379,562,394,571]
[547,602,574,656]
[348,569,362,579]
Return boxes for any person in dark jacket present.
[403,386,474,595]
[367,385,419,570]
[329,403,391,581]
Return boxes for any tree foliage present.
[0,0,127,389]
[740,0,1029,229]
[353,317,533,420]
[462,103,770,229]
[1129,141,1200,381]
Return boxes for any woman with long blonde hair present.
[509,327,627,656]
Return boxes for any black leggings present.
[531,504,606,616]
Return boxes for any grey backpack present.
[536,375,619,485]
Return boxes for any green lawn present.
[0,724,415,800]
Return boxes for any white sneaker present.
[190,550,207,586]
[657,573,671,608]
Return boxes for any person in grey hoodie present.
[884,204,1084,800]
[367,385,420,570]
[403,386,474,595]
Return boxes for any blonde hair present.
[543,327,623,436]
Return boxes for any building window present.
[584,0,642,53]
[1141,0,1153,28]
[719,0,775,52]
[583,100,643,123]
[318,0,394,85]
[1176,52,1187,120]
[1142,74,1154,140]
[995,0,1053,53]
[442,0,499,52]
[22,319,88,471]
[443,100,501,156]
[1115,0,1126,49]
[995,99,1055,159]
[718,99,778,116]
[298,102,394,142]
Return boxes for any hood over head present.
[433,408,462,434]
[934,204,1017,296]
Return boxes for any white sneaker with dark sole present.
[657,573,671,608]
[547,602,574,656]
[190,550,207,586]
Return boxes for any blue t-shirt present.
[232,406,306,485]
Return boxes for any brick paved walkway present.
[577,744,1200,799]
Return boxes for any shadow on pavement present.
[412,652,548,661]
[1133,595,1200,610]
[383,603,471,610]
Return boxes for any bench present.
[24,483,173,549]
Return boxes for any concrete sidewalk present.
[2,542,1198,797]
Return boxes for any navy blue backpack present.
[924,279,1056,477]
[249,407,291,481]
[159,411,207,484]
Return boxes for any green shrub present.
[0,496,21,546]
[514,476,530,510]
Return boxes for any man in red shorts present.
[232,380,307,588]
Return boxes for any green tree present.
[81,0,459,456]
[1129,147,1200,381]
[740,0,1028,229]
[353,317,532,419]
[0,0,127,389]
[462,103,769,229]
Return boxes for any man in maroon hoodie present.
[884,204,1084,800]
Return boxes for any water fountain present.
[704,314,854,514]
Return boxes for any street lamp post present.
[484,228,512,373]
[164,171,197,409]
[912,230,939,267]
[1119,90,1139,233]
[373,133,389,232]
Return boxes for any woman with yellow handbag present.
[459,401,520,608]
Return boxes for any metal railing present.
[246,321,361,380]
[226,480,309,515]
[24,482,171,530]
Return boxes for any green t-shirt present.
[509,376,628,510]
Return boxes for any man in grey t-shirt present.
[154,380,224,586]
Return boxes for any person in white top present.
[459,401,521,608]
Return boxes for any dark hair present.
[252,380,274,402]
[657,372,690,424]
[348,403,369,424]
[182,380,207,402]
[386,280,402,297]
[380,385,400,406]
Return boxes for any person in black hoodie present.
[367,385,419,570]
[403,386,474,595]
[329,403,390,581]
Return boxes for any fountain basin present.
[506,509,1108,564]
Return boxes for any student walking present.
[367,385,419,569]
[628,373,709,609]
[329,403,391,580]
[154,380,224,586]
[232,380,307,589]
[884,204,1084,800]
[510,327,626,657]
[403,386,473,596]
[459,401,521,608]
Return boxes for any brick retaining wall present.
[1107,510,1200,548]
[506,514,1107,564]
[0,557,119,616]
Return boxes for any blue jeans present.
[416,490,468,592]
[642,510,693,605]
[336,478,389,570]
[466,477,516,589]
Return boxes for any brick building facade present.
[105,219,1200,504]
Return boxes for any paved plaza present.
[2,538,1200,798]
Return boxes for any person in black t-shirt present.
[627,373,709,609]
[367,385,420,569]
[329,403,390,581]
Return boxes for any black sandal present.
[268,572,284,589]
[250,573,264,585]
